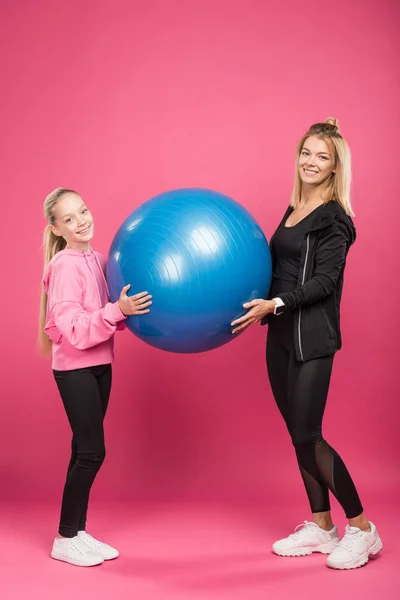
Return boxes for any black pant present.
[266,311,363,519]
[53,364,112,537]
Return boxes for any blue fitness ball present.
[107,188,272,353]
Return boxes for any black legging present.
[53,364,112,538]
[266,311,363,519]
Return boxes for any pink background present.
[1,0,398,517]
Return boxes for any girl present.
[39,188,152,567]
[231,119,382,570]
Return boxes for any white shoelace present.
[289,521,320,541]
[335,526,361,553]
[63,538,92,555]
[80,532,105,550]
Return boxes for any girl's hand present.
[231,299,276,334]
[118,285,152,316]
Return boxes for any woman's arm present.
[277,220,351,310]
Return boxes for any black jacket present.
[262,201,356,362]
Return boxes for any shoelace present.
[81,533,103,549]
[69,539,91,555]
[335,527,361,553]
[290,521,319,541]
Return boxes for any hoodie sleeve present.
[277,220,351,310]
[47,259,126,350]
[95,251,127,332]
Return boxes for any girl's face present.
[298,135,336,187]
[51,193,94,250]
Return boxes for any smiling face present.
[50,192,94,250]
[298,135,336,187]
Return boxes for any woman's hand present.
[118,285,152,316]
[231,299,276,334]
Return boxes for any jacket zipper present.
[298,234,310,361]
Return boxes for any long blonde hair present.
[290,117,354,216]
[38,187,77,354]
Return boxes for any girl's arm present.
[47,260,126,350]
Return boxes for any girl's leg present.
[78,365,112,532]
[53,366,107,538]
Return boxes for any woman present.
[231,118,382,570]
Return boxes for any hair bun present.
[325,117,340,132]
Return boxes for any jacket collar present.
[283,201,356,243]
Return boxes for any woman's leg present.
[267,318,332,521]
[266,320,292,426]
[287,354,363,521]
[267,316,380,566]
[53,366,108,538]
[267,321,339,556]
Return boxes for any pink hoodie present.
[43,249,126,371]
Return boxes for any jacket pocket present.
[320,303,337,345]
[300,303,336,360]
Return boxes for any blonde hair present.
[38,187,77,354]
[290,117,354,216]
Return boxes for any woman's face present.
[298,135,336,187]
[51,192,94,250]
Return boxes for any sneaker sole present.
[100,551,119,561]
[326,537,383,570]
[51,551,104,567]
[273,539,339,557]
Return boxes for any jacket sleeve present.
[47,260,126,350]
[277,220,350,310]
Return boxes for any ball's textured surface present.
[107,188,271,353]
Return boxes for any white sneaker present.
[51,536,104,567]
[326,522,382,570]
[272,521,339,557]
[78,531,119,560]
